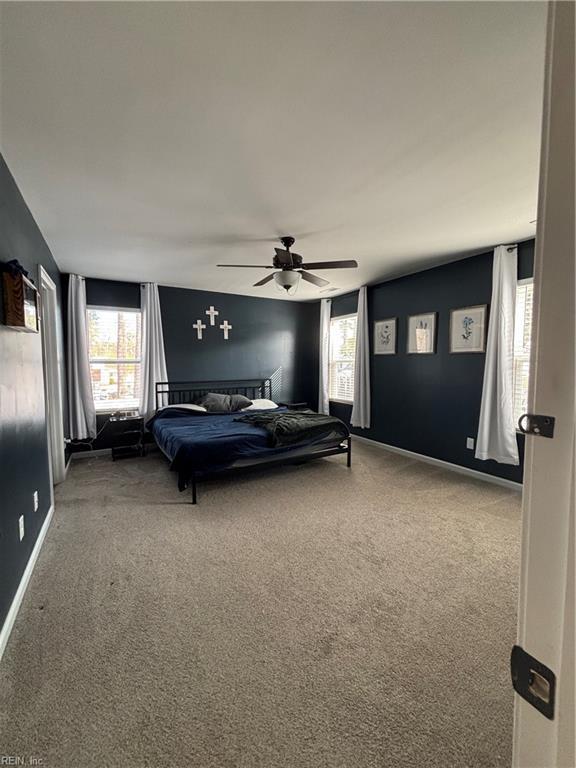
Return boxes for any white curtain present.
[475,245,519,464]
[140,283,168,421]
[318,298,331,414]
[67,274,96,439]
[351,285,371,429]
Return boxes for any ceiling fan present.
[217,236,358,294]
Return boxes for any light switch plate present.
[466,437,475,450]
[19,515,25,541]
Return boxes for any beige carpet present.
[0,442,521,768]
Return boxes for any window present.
[87,307,142,411]
[329,314,357,403]
[513,280,534,425]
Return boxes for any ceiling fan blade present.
[253,273,276,287]
[217,264,274,268]
[301,260,358,270]
[300,271,330,288]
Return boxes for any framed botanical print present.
[450,305,487,353]
[374,318,397,355]
[407,312,436,354]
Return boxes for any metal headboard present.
[155,378,273,410]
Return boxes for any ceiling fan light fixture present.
[274,270,301,296]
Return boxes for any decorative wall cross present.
[193,319,207,340]
[220,320,232,340]
[205,306,219,326]
[193,307,233,341]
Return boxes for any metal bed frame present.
[154,378,352,504]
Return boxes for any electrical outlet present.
[19,515,25,541]
[466,437,475,450]
[33,491,39,512]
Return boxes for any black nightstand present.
[278,402,309,411]
[109,415,145,461]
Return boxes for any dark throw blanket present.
[235,409,349,447]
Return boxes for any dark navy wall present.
[0,154,64,629]
[159,285,319,406]
[66,238,534,485]
[69,278,319,449]
[86,278,140,309]
[330,240,534,484]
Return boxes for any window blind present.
[87,308,142,410]
[513,281,534,425]
[329,314,357,402]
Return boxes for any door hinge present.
[511,645,556,720]
[518,413,555,438]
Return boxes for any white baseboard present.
[352,435,522,491]
[0,504,54,662]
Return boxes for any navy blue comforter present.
[147,407,347,485]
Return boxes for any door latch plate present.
[517,413,555,438]
[511,645,556,720]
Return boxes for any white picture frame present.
[374,318,397,355]
[407,312,436,354]
[450,305,487,353]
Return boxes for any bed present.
[148,379,351,503]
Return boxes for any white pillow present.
[242,399,278,411]
[159,403,207,413]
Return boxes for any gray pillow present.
[202,392,252,412]
[229,394,253,411]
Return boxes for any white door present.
[512,3,575,766]
[38,265,67,485]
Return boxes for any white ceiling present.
[0,2,546,300]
